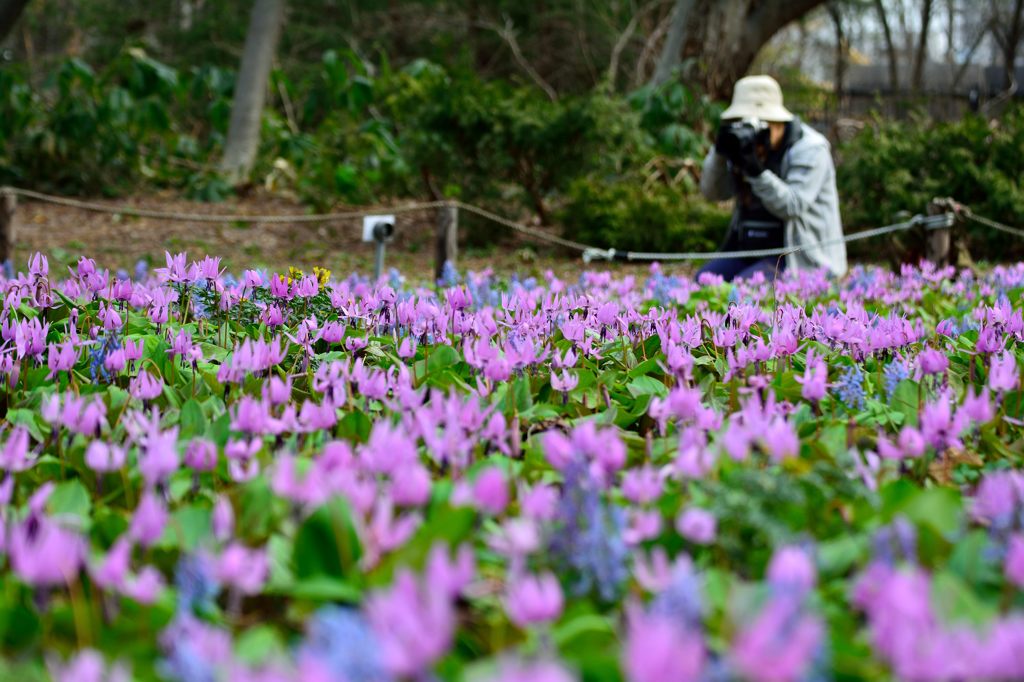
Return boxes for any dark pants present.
[696,255,786,282]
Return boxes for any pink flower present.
[9,513,86,587]
[48,649,129,682]
[521,483,559,521]
[130,371,164,401]
[493,658,576,682]
[425,543,475,599]
[623,603,705,682]
[767,546,817,594]
[506,572,564,628]
[795,349,828,402]
[1,425,32,472]
[216,543,269,595]
[129,491,168,547]
[761,417,799,461]
[212,496,234,543]
[1005,534,1024,588]
[550,370,579,393]
[85,441,127,472]
[676,508,716,545]
[472,467,509,515]
[366,570,456,677]
[622,466,663,504]
[989,351,1018,393]
[730,595,823,682]
[391,464,432,507]
[918,348,949,375]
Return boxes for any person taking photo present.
[698,75,847,282]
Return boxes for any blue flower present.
[88,333,122,382]
[650,562,703,629]
[549,458,628,602]
[300,606,391,682]
[174,554,220,614]
[882,359,909,399]
[439,261,460,288]
[835,364,866,410]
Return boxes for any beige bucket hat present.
[720,75,794,122]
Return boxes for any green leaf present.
[626,375,667,398]
[234,625,285,666]
[552,613,615,651]
[47,480,91,526]
[179,399,207,439]
[818,534,868,578]
[931,570,998,627]
[157,504,212,552]
[273,576,363,602]
[890,380,920,426]
[293,499,362,580]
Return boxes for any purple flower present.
[366,570,456,678]
[85,441,127,472]
[729,594,823,682]
[9,513,86,587]
[989,351,1018,393]
[795,349,827,402]
[215,543,269,595]
[493,658,576,682]
[676,508,716,545]
[1005,534,1024,588]
[623,602,705,682]
[918,348,949,375]
[766,545,817,594]
[505,571,564,628]
[129,491,168,547]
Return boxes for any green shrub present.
[559,177,730,253]
[838,109,1024,261]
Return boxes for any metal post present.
[434,201,458,283]
[0,188,16,268]
[926,198,953,267]
[374,240,386,281]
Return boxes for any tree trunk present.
[219,0,287,185]
[668,0,826,100]
[649,0,694,87]
[0,0,30,44]
[995,0,1024,91]
[911,0,934,92]
[945,0,956,65]
[828,3,847,100]
[874,0,900,92]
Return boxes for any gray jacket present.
[700,122,848,277]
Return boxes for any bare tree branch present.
[0,0,30,44]
[606,0,660,86]
[480,16,559,101]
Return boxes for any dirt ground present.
[10,191,687,283]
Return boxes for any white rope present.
[961,208,1024,239]
[584,213,956,262]
[2,186,448,224]
[6,185,1018,265]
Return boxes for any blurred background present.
[0,0,1022,276]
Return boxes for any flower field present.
[2,253,1024,682]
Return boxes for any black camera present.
[715,117,770,162]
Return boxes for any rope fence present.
[0,186,1020,277]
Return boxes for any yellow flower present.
[313,266,331,286]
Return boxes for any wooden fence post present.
[434,201,458,283]
[0,188,16,266]
[926,198,953,267]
